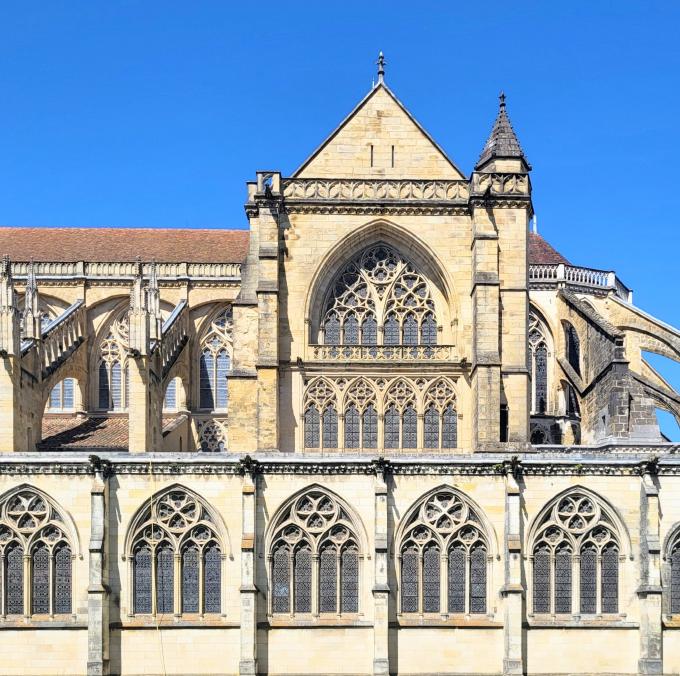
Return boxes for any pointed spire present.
[147,260,162,341]
[22,259,41,340]
[475,91,530,171]
[0,255,15,310]
[376,51,385,84]
[130,257,146,313]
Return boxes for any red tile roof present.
[39,415,128,451]
[528,232,570,265]
[0,227,249,263]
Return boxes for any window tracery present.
[128,488,223,616]
[48,378,76,412]
[423,379,457,449]
[398,489,489,615]
[97,312,129,411]
[199,307,233,411]
[385,380,417,450]
[343,379,378,450]
[197,419,228,453]
[269,488,361,617]
[0,488,74,617]
[530,491,620,615]
[303,379,338,450]
[529,311,550,414]
[321,245,438,346]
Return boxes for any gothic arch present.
[525,486,631,559]
[0,484,82,558]
[304,220,457,343]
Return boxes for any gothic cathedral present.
[0,62,678,676]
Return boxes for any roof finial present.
[377,51,385,84]
[499,90,506,111]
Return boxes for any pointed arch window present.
[341,379,379,450]
[128,488,224,616]
[669,536,680,615]
[268,488,363,618]
[97,312,129,411]
[199,307,233,411]
[531,491,621,616]
[529,311,551,414]
[320,244,439,346]
[398,489,490,615]
[303,379,338,450]
[423,379,458,450]
[564,322,581,375]
[0,488,74,617]
[48,378,76,412]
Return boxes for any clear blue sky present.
[1,2,679,436]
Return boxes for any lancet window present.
[423,379,458,449]
[564,322,581,375]
[199,307,233,411]
[529,311,550,414]
[398,489,489,615]
[97,312,130,411]
[384,380,418,450]
[303,379,338,450]
[48,378,76,412]
[665,530,680,614]
[531,490,621,616]
[320,245,438,346]
[343,379,378,450]
[269,488,361,617]
[0,488,74,617]
[128,488,223,616]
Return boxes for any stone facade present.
[0,66,678,676]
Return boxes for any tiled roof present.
[528,232,570,265]
[476,94,529,170]
[0,227,249,263]
[39,415,129,451]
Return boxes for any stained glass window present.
[215,351,230,409]
[324,316,340,344]
[533,546,550,613]
[421,313,437,345]
[384,315,400,346]
[294,547,312,613]
[423,545,440,613]
[403,314,418,346]
[442,405,457,449]
[32,544,50,614]
[344,316,359,345]
[319,546,337,613]
[322,406,338,449]
[49,378,76,411]
[424,406,439,449]
[361,317,377,345]
[111,361,122,410]
[448,545,465,613]
[535,344,548,414]
[98,362,109,410]
[133,545,152,614]
[164,378,177,410]
[6,544,23,615]
[601,545,618,613]
[54,544,72,614]
[565,323,581,375]
[470,545,487,614]
[362,405,378,449]
[385,406,400,449]
[200,350,214,409]
[554,547,572,614]
[341,548,359,613]
[156,545,174,614]
[344,405,360,449]
[182,546,199,613]
[402,405,417,449]
[304,407,320,448]
[204,544,222,614]
[672,545,680,614]
[401,547,418,613]
[272,546,290,613]
[580,545,597,613]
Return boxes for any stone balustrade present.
[529,263,632,302]
[308,344,457,362]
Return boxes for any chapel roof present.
[475,92,530,170]
[0,227,249,263]
[528,232,570,265]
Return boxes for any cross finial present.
[377,51,385,84]
[499,90,506,111]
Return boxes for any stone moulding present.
[0,445,679,476]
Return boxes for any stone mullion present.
[23,553,30,619]
[312,553,320,617]
[572,554,580,616]
[338,413,345,451]
[335,549,341,614]
[0,553,5,618]
[441,552,449,616]
[596,553,602,615]
[417,413,424,451]
[48,550,54,618]
[464,551,471,615]
[173,552,181,618]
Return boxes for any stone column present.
[372,459,390,676]
[239,459,260,675]
[87,456,110,676]
[639,467,663,675]
[501,460,524,675]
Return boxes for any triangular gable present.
[293,83,465,179]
